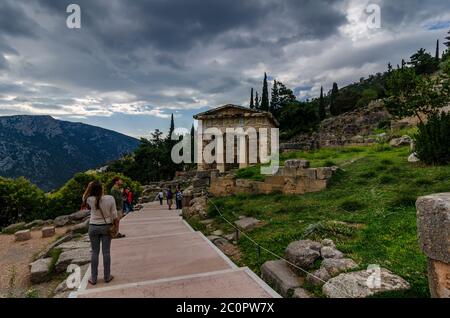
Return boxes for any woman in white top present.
[82,181,118,285]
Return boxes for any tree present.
[329,82,339,116]
[319,86,326,120]
[278,101,319,140]
[388,62,393,73]
[250,88,254,109]
[269,80,279,114]
[436,39,440,62]
[409,48,439,75]
[277,82,296,107]
[401,59,406,69]
[445,29,450,48]
[168,114,175,141]
[261,72,269,111]
[385,67,450,123]
[255,91,260,109]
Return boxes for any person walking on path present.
[82,181,118,285]
[155,190,164,205]
[110,177,126,238]
[175,185,183,210]
[166,186,173,210]
[123,188,133,215]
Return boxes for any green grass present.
[235,145,384,181]
[202,144,450,298]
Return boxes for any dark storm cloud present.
[0,1,39,38]
[36,0,346,52]
[0,0,449,136]
[379,0,450,28]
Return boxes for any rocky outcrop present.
[234,217,262,231]
[322,268,410,298]
[389,135,412,147]
[285,240,321,271]
[55,248,91,273]
[54,215,70,227]
[320,258,358,276]
[2,222,26,234]
[29,258,52,284]
[182,196,208,219]
[284,100,391,151]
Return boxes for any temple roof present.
[193,104,279,127]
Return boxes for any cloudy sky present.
[0,0,449,138]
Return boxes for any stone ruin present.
[416,193,450,298]
[209,159,338,197]
[281,100,391,152]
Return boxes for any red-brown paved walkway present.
[71,202,280,298]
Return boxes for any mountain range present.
[0,115,139,191]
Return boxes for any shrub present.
[0,177,46,228]
[415,112,450,165]
[0,172,141,228]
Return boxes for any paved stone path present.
[71,202,280,298]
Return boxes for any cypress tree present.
[319,86,326,120]
[261,73,269,111]
[250,88,254,109]
[168,113,175,139]
[270,80,279,114]
[255,91,260,109]
[330,83,339,116]
[436,39,440,62]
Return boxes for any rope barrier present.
[206,195,355,298]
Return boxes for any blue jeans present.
[88,224,112,282]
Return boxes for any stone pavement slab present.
[72,201,280,298]
[77,268,278,298]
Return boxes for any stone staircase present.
[70,202,280,298]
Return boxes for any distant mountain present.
[0,115,139,191]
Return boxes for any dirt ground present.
[0,227,68,298]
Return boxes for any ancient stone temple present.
[193,104,279,173]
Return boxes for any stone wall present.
[282,100,391,152]
[416,193,450,298]
[210,160,337,197]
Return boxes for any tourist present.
[175,185,183,210]
[110,177,126,238]
[122,188,133,214]
[156,190,164,205]
[166,186,173,210]
[127,188,134,212]
[82,181,118,285]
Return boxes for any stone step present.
[74,268,280,298]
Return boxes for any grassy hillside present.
[202,143,450,298]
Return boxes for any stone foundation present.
[210,160,337,197]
